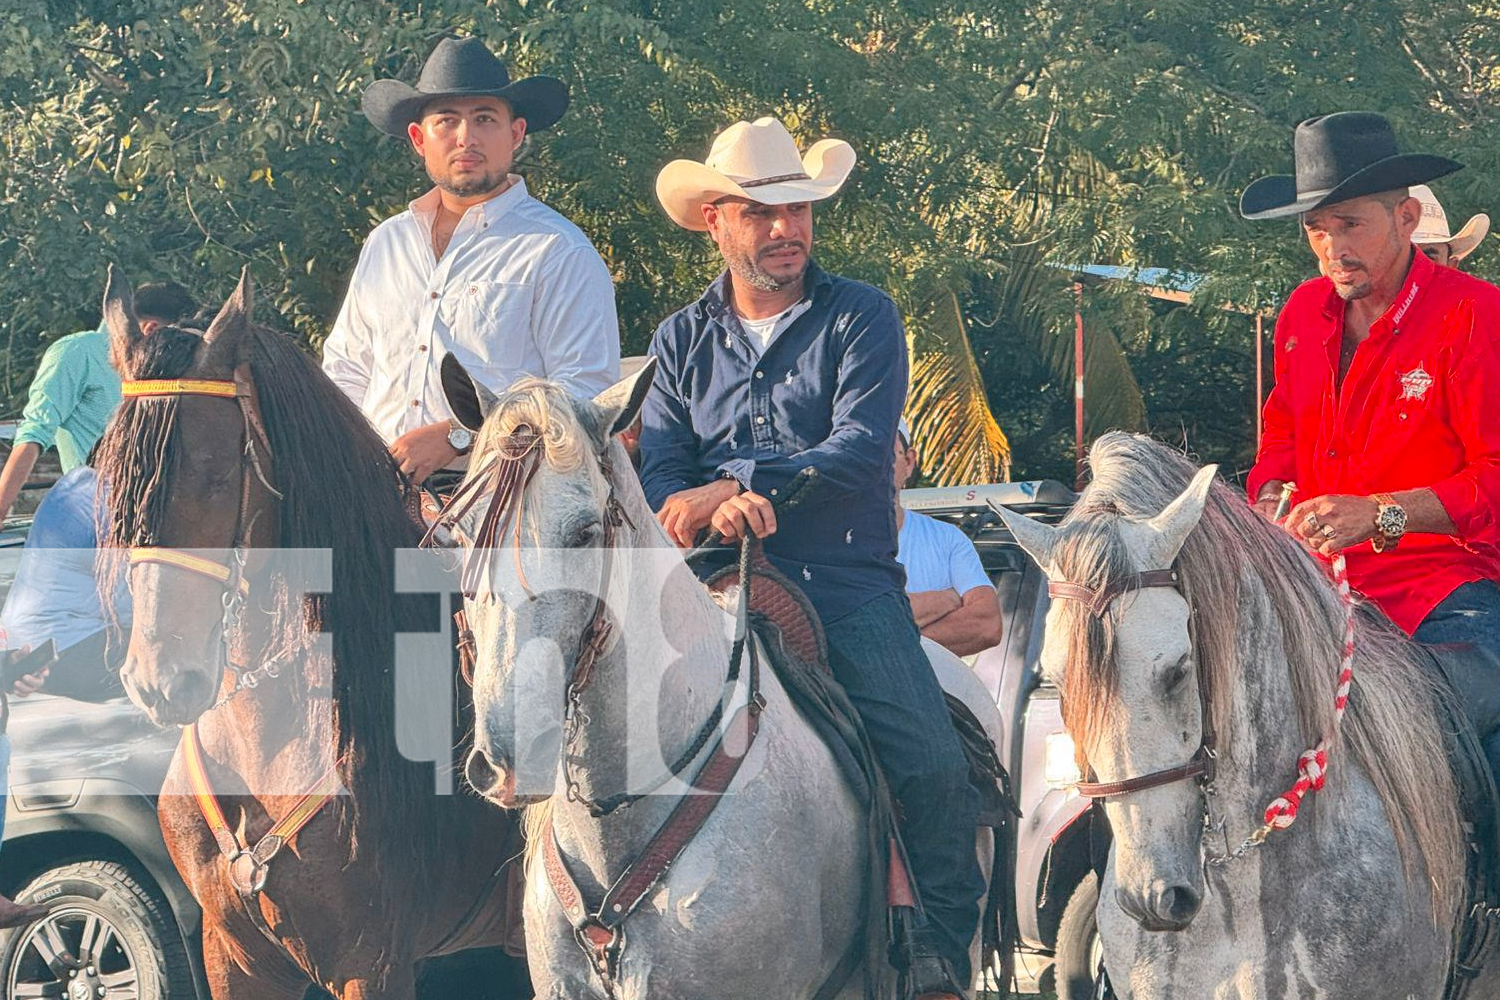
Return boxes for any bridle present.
[1045,568,1219,800]
[119,372,289,705]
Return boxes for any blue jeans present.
[823,590,984,984]
[1414,580,1500,778]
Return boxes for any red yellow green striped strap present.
[121,378,239,398]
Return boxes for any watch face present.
[1378,505,1407,536]
[448,426,474,450]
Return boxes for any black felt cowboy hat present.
[362,36,569,138]
[1240,112,1462,220]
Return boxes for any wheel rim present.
[1089,926,1104,978]
[5,904,140,1000]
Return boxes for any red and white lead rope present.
[1259,552,1355,832]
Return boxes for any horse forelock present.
[479,377,600,477]
[1062,431,1463,916]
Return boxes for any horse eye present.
[568,522,603,548]
[1160,654,1191,695]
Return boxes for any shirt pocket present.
[450,281,532,369]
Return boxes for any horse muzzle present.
[122,659,218,727]
[1116,880,1203,932]
[465,747,535,808]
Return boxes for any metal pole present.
[1074,281,1085,490]
[1255,312,1264,449]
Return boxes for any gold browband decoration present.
[129,548,251,596]
[121,379,239,399]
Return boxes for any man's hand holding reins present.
[658,478,742,547]
[710,490,777,543]
[1286,494,1379,556]
[390,422,460,484]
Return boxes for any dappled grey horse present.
[433,359,1002,1000]
[995,431,1499,1000]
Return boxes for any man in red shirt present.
[1243,111,1500,751]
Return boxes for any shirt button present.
[754,371,764,380]
[1326,448,1336,458]
[418,345,428,353]
[770,488,779,497]
[411,400,420,408]
[755,415,766,425]
[429,292,439,300]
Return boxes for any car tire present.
[1055,871,1103,1000]
[1,858,195,1000]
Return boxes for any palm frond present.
[906,287,1012,485]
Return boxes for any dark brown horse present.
[94,269,526,1000]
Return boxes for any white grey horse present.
[994,431,1497,1000]
[435,359,1001,1000]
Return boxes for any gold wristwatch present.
[1371,492,1408,552]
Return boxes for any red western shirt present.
[1247,248,1500,634]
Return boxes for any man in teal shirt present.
[0,281,196,522]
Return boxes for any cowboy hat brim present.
[1240,153,1463,220]
[655,138,857,231]
[1415,212,1490,261]
[362,75,570,138]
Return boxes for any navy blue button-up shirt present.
[639,261,908,623]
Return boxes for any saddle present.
[1422,642,1500,1000]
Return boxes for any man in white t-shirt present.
[896,422,1003,656]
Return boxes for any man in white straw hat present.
[1411,184,1490,269]
[640,117,982,1000]
[323,35,619,489]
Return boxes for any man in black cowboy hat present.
[323,36,619,485]
[1244,111,1500,763]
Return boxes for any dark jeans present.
[1414,579,1500,778]
[823,590,984,985]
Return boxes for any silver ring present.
[1320,524,1337,539]
[1303,512,1319,529]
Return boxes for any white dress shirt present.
[322,176,620,447]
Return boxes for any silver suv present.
[902,480,1101,999]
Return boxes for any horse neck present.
[1207,569,1309,833]
[553,471,738,860]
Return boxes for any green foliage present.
[1,0,1496,480]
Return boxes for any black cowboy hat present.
[1240,111,1462,220]
[362,36,569,138]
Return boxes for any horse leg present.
[202,940,309,1000]
[336,965,417,1000]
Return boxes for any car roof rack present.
[900,480,1077,538]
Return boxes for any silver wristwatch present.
[446,420,475,455]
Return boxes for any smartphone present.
[2,639,57,687]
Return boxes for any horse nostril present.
[162,670,214,715]
[465,747,504,796]
[1160,884,1202,926]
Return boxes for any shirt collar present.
[1319,244,1432,336]
[696,259,833,319]
[408,175,530,229]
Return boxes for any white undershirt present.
[736,299,812,355]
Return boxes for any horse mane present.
[97,321,437,869]
[476,376,600,474]
[1053,431,1463,914]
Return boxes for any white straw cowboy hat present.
[1410,184,1490,262]
[656,117,856,231]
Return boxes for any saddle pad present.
[706,551,829,669]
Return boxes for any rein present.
[1047,549,1357,863]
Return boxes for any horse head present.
[99,267,281,726]
[438,355,655,807]
[996,463,1216,933]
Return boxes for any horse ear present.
[200,267,254,371]
[988,501,1058,571]
[591,356,657,438]
[102,264,143,373]
[440,353,497,431]
[1144,464,1218,566]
